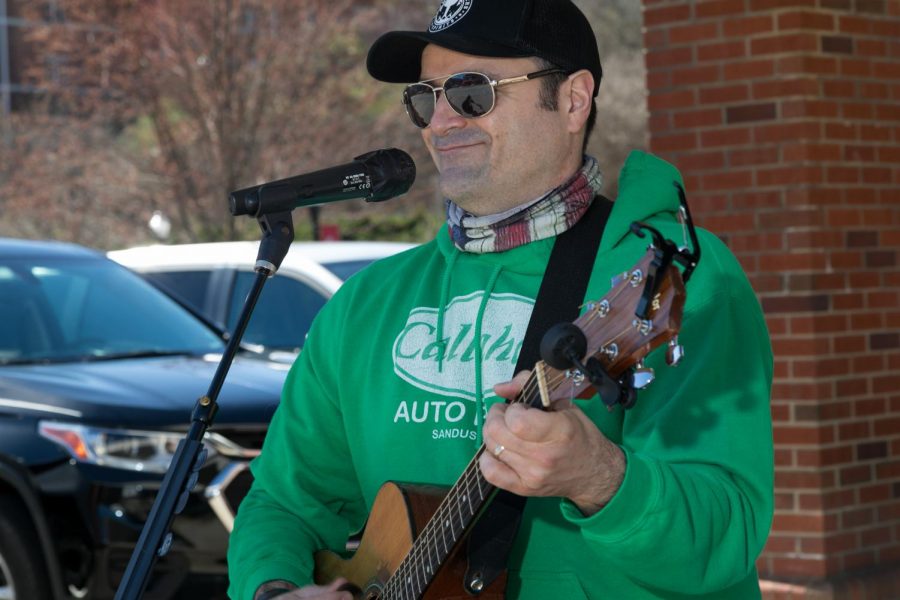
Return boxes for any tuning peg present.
[666,337,684,367]
[632,360,655,389]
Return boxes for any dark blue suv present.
[0,238,287,599]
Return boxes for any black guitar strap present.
[464,194,613,594]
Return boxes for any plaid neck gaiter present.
[446,156,604,254]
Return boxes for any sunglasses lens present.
[444,73,494,118]
[404,84,435,129]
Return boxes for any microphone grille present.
[355,148,416,202]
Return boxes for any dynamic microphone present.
[229,148,416,217]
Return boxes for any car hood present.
[0,355,288,428]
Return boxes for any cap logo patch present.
[429,0,473,33]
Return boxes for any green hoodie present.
[227,151,774,599]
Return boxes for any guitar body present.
[314,481,506,599]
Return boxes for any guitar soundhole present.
[361,581,383,600]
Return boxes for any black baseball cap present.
[367,0,602,97]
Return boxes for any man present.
[228,1,774,599]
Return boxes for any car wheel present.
[0,495,53,600]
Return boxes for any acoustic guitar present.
[314,248,687,599]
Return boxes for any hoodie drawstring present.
[472,264,502,448]
[435,250,459,373]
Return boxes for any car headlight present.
[38,421,216,474]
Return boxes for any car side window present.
[320,259,375,281]
[142,271,213,316]
[228,272,329,351]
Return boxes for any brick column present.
[640,0,900,596]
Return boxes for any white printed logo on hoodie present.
[392,291,533,401]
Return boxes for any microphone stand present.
[114,210,295,600]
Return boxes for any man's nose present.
[428,91,467,135]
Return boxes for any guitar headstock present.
[536,249,687,409]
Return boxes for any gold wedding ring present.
[493,444,505,458]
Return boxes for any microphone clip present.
[255,210,295,276]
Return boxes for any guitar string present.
[382,271,664,598]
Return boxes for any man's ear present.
[563,69,594,134]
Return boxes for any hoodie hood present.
[601,150,686,253]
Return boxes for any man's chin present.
[440,183,481,206]
[438,166,487,202]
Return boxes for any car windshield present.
[0,255,224,365]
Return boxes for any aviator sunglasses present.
[402,68,566,129]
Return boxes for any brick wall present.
[640,0,900,595]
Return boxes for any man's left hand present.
[479,371,626,517]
